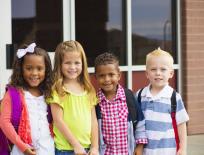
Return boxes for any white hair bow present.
[16,43,36,58]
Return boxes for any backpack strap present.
[124,88,137,134]
[171,90,180,152]
[47,105,52,124]
[7,86,22,131]
[95,104,101,119]
[137,88,144,105]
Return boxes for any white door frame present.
[0,0,12,97]
[0,0,74,98]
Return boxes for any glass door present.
[0,0,66,97]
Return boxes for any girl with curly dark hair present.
[0,43,54,155]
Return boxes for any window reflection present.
[12,0,62,51]
[75,0,126,66]
[132,0,177,65]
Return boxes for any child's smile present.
[22,54,45,89]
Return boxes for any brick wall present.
[182,0,204,134]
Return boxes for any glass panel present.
[132,0,177,65]
[132,71,177,92]
[75,0,126,66]
[11,0,62,51]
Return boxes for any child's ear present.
[118,68,121,80]
[170,69,174,78]
[94,73,98,80]
[145,70,149,80]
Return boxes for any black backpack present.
[96,88,139,134]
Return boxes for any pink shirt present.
[98,85,129,155]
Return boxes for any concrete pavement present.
[187,134,204,155]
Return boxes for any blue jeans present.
[55,148,89,155]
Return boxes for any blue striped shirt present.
[136,84,189,155]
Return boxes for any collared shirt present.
[97,85,128,155]
[137,84,189,155]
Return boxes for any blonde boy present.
[136,48,189,155]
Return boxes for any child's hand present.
[24,147,36,155]
[134,150,143,155]
[74,144,87,155]
[177,148,186,155]
[134,144,143,155]
[88,147,99,155]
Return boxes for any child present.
[94,52,147,155]
[0,43,54,155]
[136,48,189,155]
[47,40,98,155]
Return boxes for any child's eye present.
[75,61,81,65]
[151,68,156,71]
[65,62,71,65]
[110,73,114,77]
[161,68,167,71]
[26,67,32,71]
[98,74,104,78]
[37,67,44,71]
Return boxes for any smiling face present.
[22,54,45,90]
[95,63,121,96]
[146,55,174,91]
[61,51,82,83]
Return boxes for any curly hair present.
[10,45,53,98]
[94,52,119,73]
[52,40,96,102]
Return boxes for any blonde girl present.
[47,40,98,155]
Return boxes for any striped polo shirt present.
[136,84,189,155]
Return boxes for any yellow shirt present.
[47,89,96,150]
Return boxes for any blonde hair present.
[52,40,96,103]
[146,47,174,68]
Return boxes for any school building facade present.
[0,0,203,135]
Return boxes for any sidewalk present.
[187,134,204,155]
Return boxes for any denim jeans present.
[55,148,89,155]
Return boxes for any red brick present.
[185,1,204,10]
[182,26,204,35]
[187,100,204,110]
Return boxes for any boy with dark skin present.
[94,53,147,155]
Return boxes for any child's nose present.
[104,75,110,81]
[156,70,161,75]
[69,63,75,68]
[32,69,38,75]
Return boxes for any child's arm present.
[89,107,99,155]
[50,103,87,154]
[134,144,143,155]
[134,95,148,154]
[134,120,147,155]
[0,92,32,153]
[177,122,187,155]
